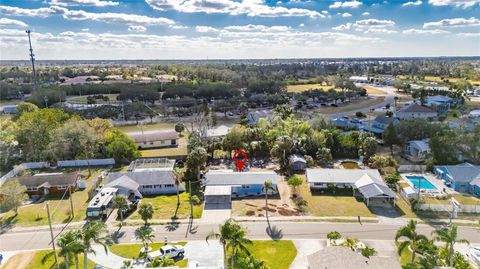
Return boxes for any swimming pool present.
[405,175,437,190]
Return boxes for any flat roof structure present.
[205,171,278,186]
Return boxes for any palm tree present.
[113,195,129,226]
[326,231,341,245]
[172,168,184,208]
[135,226,155,253]
[262,180,276,228]
[432,224,469,267]
[206,218,252,269]
[43,230,83,269]
[138,202,154,226]
[395,220,428,264]
[242,256,269,269]
[81,221,111,269]
[360,246,377,259]
[342,237,359,251]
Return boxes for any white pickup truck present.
[147,245,185,261]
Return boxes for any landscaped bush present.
[355,111,366,118]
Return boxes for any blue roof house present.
[361,115,399,135]
[434,163,480,196]
[425,95,455,114]
[205,171,278,198]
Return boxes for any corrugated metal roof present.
[398,103,436,113]
[106,171,175,185]
[129,130,179,143]
[205,171,278,186]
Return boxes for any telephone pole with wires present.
[26,30,37,89]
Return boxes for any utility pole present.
[69,187,74,219]
[26,30,37,89]
[45,203,58,265]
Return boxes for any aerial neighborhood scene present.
[1,0,480,269]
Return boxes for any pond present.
[341,161,360,169]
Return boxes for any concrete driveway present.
[290,239,326,269]
[184,240,224,268]
[201,209,231,224]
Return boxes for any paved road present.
[1,221,478,252]
[323,85,396,119]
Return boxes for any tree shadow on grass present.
[0,214,18,235]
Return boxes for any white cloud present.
[362,11,370,15]
[299,23,305,27]
[332,22,352,30]
[49,0,119,7]
[195,26,219,33]
[402,0,422,6]
[428,0,480,8]
[128,25,147,32]
[329,0,363,8]
[81,28,89,31]
[333,18,396,33]
[402,28,450,34]
[456,32,480,36]
[146,0,324,18]
[423,17,480,28]
[0,18,28,27]
[341,12,352,17]
[223,24,290,32]
[0,5,176,26]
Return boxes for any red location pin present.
[233,149,248,172]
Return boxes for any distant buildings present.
[425,95,455,114]
[361,115,399,135]
[129,130,179,149]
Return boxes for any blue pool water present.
[406,176,437,190]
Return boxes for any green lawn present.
[452,194,480,205]
[109,242,186,258]
[140,136,188,157]
[298,177,374,217]
[0,169,105,226]
[396,242,414,266]
[26,249,96,269]
[128,192,203,220]
[287,84,335,93]
[228,240,297,269]
[118,122,175,133]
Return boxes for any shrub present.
[355,111,366,118]
[304,155,315,167]
[191,195,201,205]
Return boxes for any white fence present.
[418,203,480,213]
[398,165,428,173]
[0,158,115,186]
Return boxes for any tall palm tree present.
[43,230,84,269]
[206,218,252,269]
[81,221,111,269]
[432,224,469,267]
[262,180,276,227]
[172,168,184,208]
[113,195,129,226]
[135,226,155,253]
[395,220,428,264]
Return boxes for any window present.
[154,184,162,188]
[161,140,165,144]
[27,187,38,191]
[143,185,153,189]
[314,182,325,186]
[164,184,174,188]
[150,141,154,145]
[241,185,250,188]
[57,186,67,190]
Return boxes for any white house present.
[403,140,430,163]
[104,170,184,196]
[396,103,437,120]
[129,130,179,149]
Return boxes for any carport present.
[204,185,232,210]
[353,174,397,207]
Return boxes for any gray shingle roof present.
[14,173,80,188]
[439,163,480,183]
[374,115,396,125]
[358,183,397,199]
[205,171,277,186]
[106,171,175,186]
[306,169,381,184]
[307,247,401,269]
[398,103,436,113]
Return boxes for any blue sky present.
[0,0,479,59]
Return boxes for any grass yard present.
[128,192,203,220]
[297,176,374,217]
[67,94,119,104]
[317,97,385,114]
[109,241,186,258]
[452,194,480,205]
[424,76,480,85]
[0,168,105,227]
[228,240,297,269]
[396,242,414,266]
[22,250,96,269]
[117,122,175,133]
[0,99,23,106]
[361,85,388,95]
[287,84,335,93]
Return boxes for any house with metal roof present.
[360,115,399,135]
[396,103,438,120]
[205,170,278,198]
[305,168,396,206]
[128,130,179,149]
[307,247,401,269]
[434,163,480,196]
[402,139,430,163]
[289,154,307,172]
[104,170,184,196]
[425,95,455,114]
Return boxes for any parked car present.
[147,245,185,261]
[331,104,338,107]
